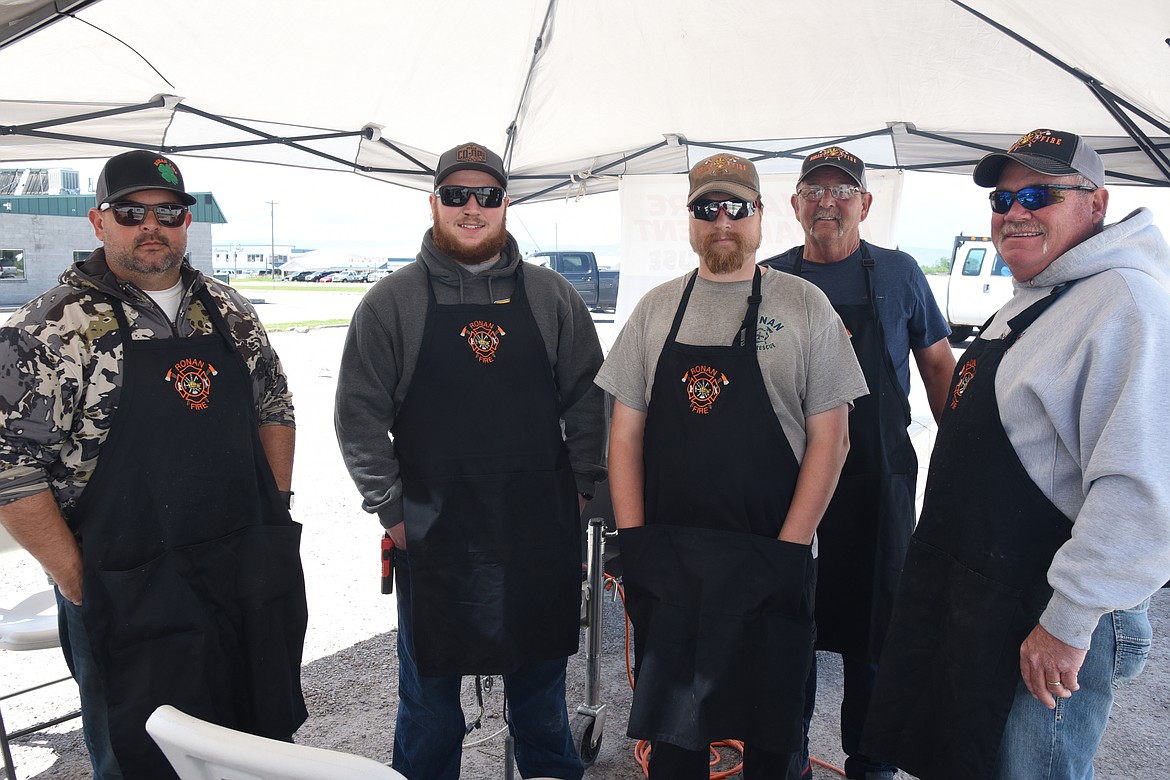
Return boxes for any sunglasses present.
[989,184,1096,214]
[795,184,865,201]
[435,185,506,209]
[690,199,758,222]
[102,201,188,228]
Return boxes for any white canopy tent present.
[2,0,1168,201]
[3,1,1168,315]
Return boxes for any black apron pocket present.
[622,526,814,753]
[404,468,580,676]
[865,538,1028,780]
[171,523,308,738]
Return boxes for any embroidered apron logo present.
[681,364,729,414]
[460,320,506,363]
[950,358,977,410]
[165,358,218,410]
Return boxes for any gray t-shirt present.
[596,267,868,461]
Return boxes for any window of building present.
[1,250,26,281]
[73,251,91,264]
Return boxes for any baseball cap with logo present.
[686,154,761,206]
[973,129,1105,188]
[799,146,868,189]
[95,150,197,207]
[434,142,508,189]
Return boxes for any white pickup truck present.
[943,235,1014,343]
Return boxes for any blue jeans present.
[995,601,1152,780]
[392,552,584,780]
[56,590,123,780]
[801,654,898,778]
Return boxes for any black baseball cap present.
[434,142,508,189]
[95,150,197,206]
[973,129,1105,188]
[799,146,868,189]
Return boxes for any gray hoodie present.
[334,230,607,529]
[978,207,1170,648]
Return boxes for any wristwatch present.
[279,490,295,510]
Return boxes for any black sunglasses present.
[989,184,1096,215]
[102,201,188,228]
[435,185,506,209]
[690,199,758,222]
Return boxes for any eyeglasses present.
[101,201,188,228]
[795,184,865,201]
[989,184,1097,214]
[435,185,506,209]
[690,199,758,222]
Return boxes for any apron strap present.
[664,270,700,346]
[733,265,763,348]
[1001,281,1076,349]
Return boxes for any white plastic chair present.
[145,705,406,780]
[0,524,81,780]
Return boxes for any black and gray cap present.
[973,129,1105,188]
[95,150,197,206]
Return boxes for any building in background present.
[0,188,226,308]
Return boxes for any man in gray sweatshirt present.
[335,142,606,780]
[864,129,1170,779]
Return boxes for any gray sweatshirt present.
[334,230,607,529]
[979,207,1170,648]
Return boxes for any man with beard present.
[335,142,605,779]
[0,150,307,779]
[863,129,1170,778]
[595,153,867,779]
[761,146,954,780]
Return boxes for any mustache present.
[999,222,1047,239]
[813,209,840,221]
[134,233,171,247]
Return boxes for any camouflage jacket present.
[0,251,294,517]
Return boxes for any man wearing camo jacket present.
[0,151,308,780]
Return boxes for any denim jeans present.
[392,552,584,780]
[56,590,124,780]
[800,653,898,779]
[995,601,1152,780]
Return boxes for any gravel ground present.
[3,299,1169,779]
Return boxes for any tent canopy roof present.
[3,0,1168,201]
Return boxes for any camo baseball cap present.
[95,150,197,206]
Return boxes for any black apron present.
[392,263,580,677]
[785,242,917,660]
[862,289,1074,779]
[70,287,308,779]
[621,268,815,753]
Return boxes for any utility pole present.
[267,200,277,280]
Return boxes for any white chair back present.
[145,705,406,780]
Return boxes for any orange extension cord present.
[601,573,847,779]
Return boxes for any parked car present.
[303,269,338,282]
[366,269,392,282]
[528,251,619,312]
[287,270,316,282]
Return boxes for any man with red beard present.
[596,153,867,778]
[761,146,955,780]
[335,142,605,779]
